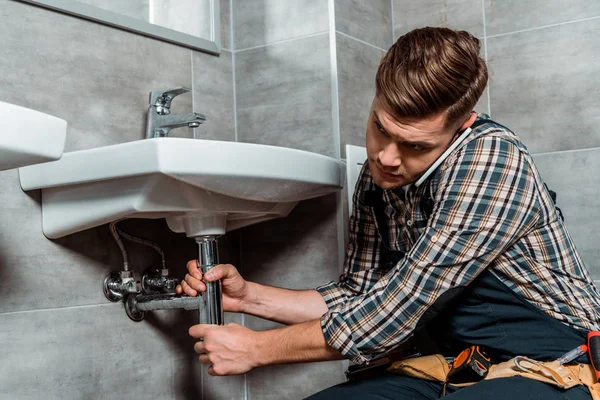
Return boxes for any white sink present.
[19,138,345,239]
[0,101,66,170]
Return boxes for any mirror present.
[19,0,220,55]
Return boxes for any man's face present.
[366,97,459,190]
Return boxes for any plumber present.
[177,27,600,400]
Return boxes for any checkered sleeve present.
[316,163,392,310]
[319,135,542,364]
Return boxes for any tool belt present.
[387,354,600,399]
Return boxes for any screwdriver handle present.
[587,331,600,379]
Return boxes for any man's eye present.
[375,122,388,135]
[411,144,425,151]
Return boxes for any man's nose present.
[379,143,401,167]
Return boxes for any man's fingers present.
[194,340,206,354]
[199,354,210,365]
[181,280,197,297]
[189,324,214,339]
[185,274,206,292]
[203,264,237,282]
[186,259,203,279]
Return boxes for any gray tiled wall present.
[336,32,385,156]
[533,149,600,280]
[335,0,393,49]
[0,1,234,399]
[393,0,484,38]
[487,17,600,154]
[228,0,395,398]
[235,33,334,156]
[232,0,329,50]
[484,0,600,36]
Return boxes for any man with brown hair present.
[177,27,600,399]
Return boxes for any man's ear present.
[460,111,478,131]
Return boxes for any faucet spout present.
[149,112,206,138]
[145,87,207,138]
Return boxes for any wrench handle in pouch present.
[587,331,600,379]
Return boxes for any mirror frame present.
[19,0,221,55]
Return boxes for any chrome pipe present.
[197,236,223,325]
[135,294,201,311]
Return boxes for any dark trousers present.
[307,373,591,399]
[308,269,592,399]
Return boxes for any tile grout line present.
[328,0,346,291]
[482,0,491,117]
[0,302,120,316]
[191,51,197,139]
[336,30,387,52]
[230,0,238,143]
[328,1,341,161]
[234,31,329,53]
[230,1,245,396]
[232,30,387,55]
[390,0,395,44]
[532,146,600,157]
[486,14,600,39]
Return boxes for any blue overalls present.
[308,269,592,399]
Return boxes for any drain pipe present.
[196,235,223,325]
[123,235,224,325]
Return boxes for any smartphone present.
[414,127,473,188]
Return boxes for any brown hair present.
[376,27,488,128]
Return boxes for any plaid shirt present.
[317,117,600,365]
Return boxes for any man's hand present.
[189,319,344,375]
[176,262,250,313]
[190,323,259,376]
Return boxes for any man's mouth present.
[377,164,402,178]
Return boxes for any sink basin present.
[19,138,345,239]
[0,101,66,170]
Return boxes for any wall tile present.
[232,0,329,50]
[220,0,232,50]
[241,195,341,290]
[0,305,184,400]
[192,49,235,141]
[0,1,194,150]
[485,0,600,37]
[235,34,334,156]
[0,2,237,400]
[335,0,393,49]
[393,0,484,38]
[241,194,341,333]
[532,148,600,279]
[173,311,246,400]
[247,361,346,400]
[487,19,600,153]
[0,187,197,313]
[336,34,384,157]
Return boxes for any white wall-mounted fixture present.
[19,138,346,239]
[0,100,66,171]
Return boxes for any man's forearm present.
[242,282,329,325]
[253,319,345,367]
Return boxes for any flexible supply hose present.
[109,219,167,270]
[109,219,129,271]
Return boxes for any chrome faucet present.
[145,87,206,138]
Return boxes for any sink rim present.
[19,137,344,194]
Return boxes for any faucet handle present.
[149,87,192,115]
